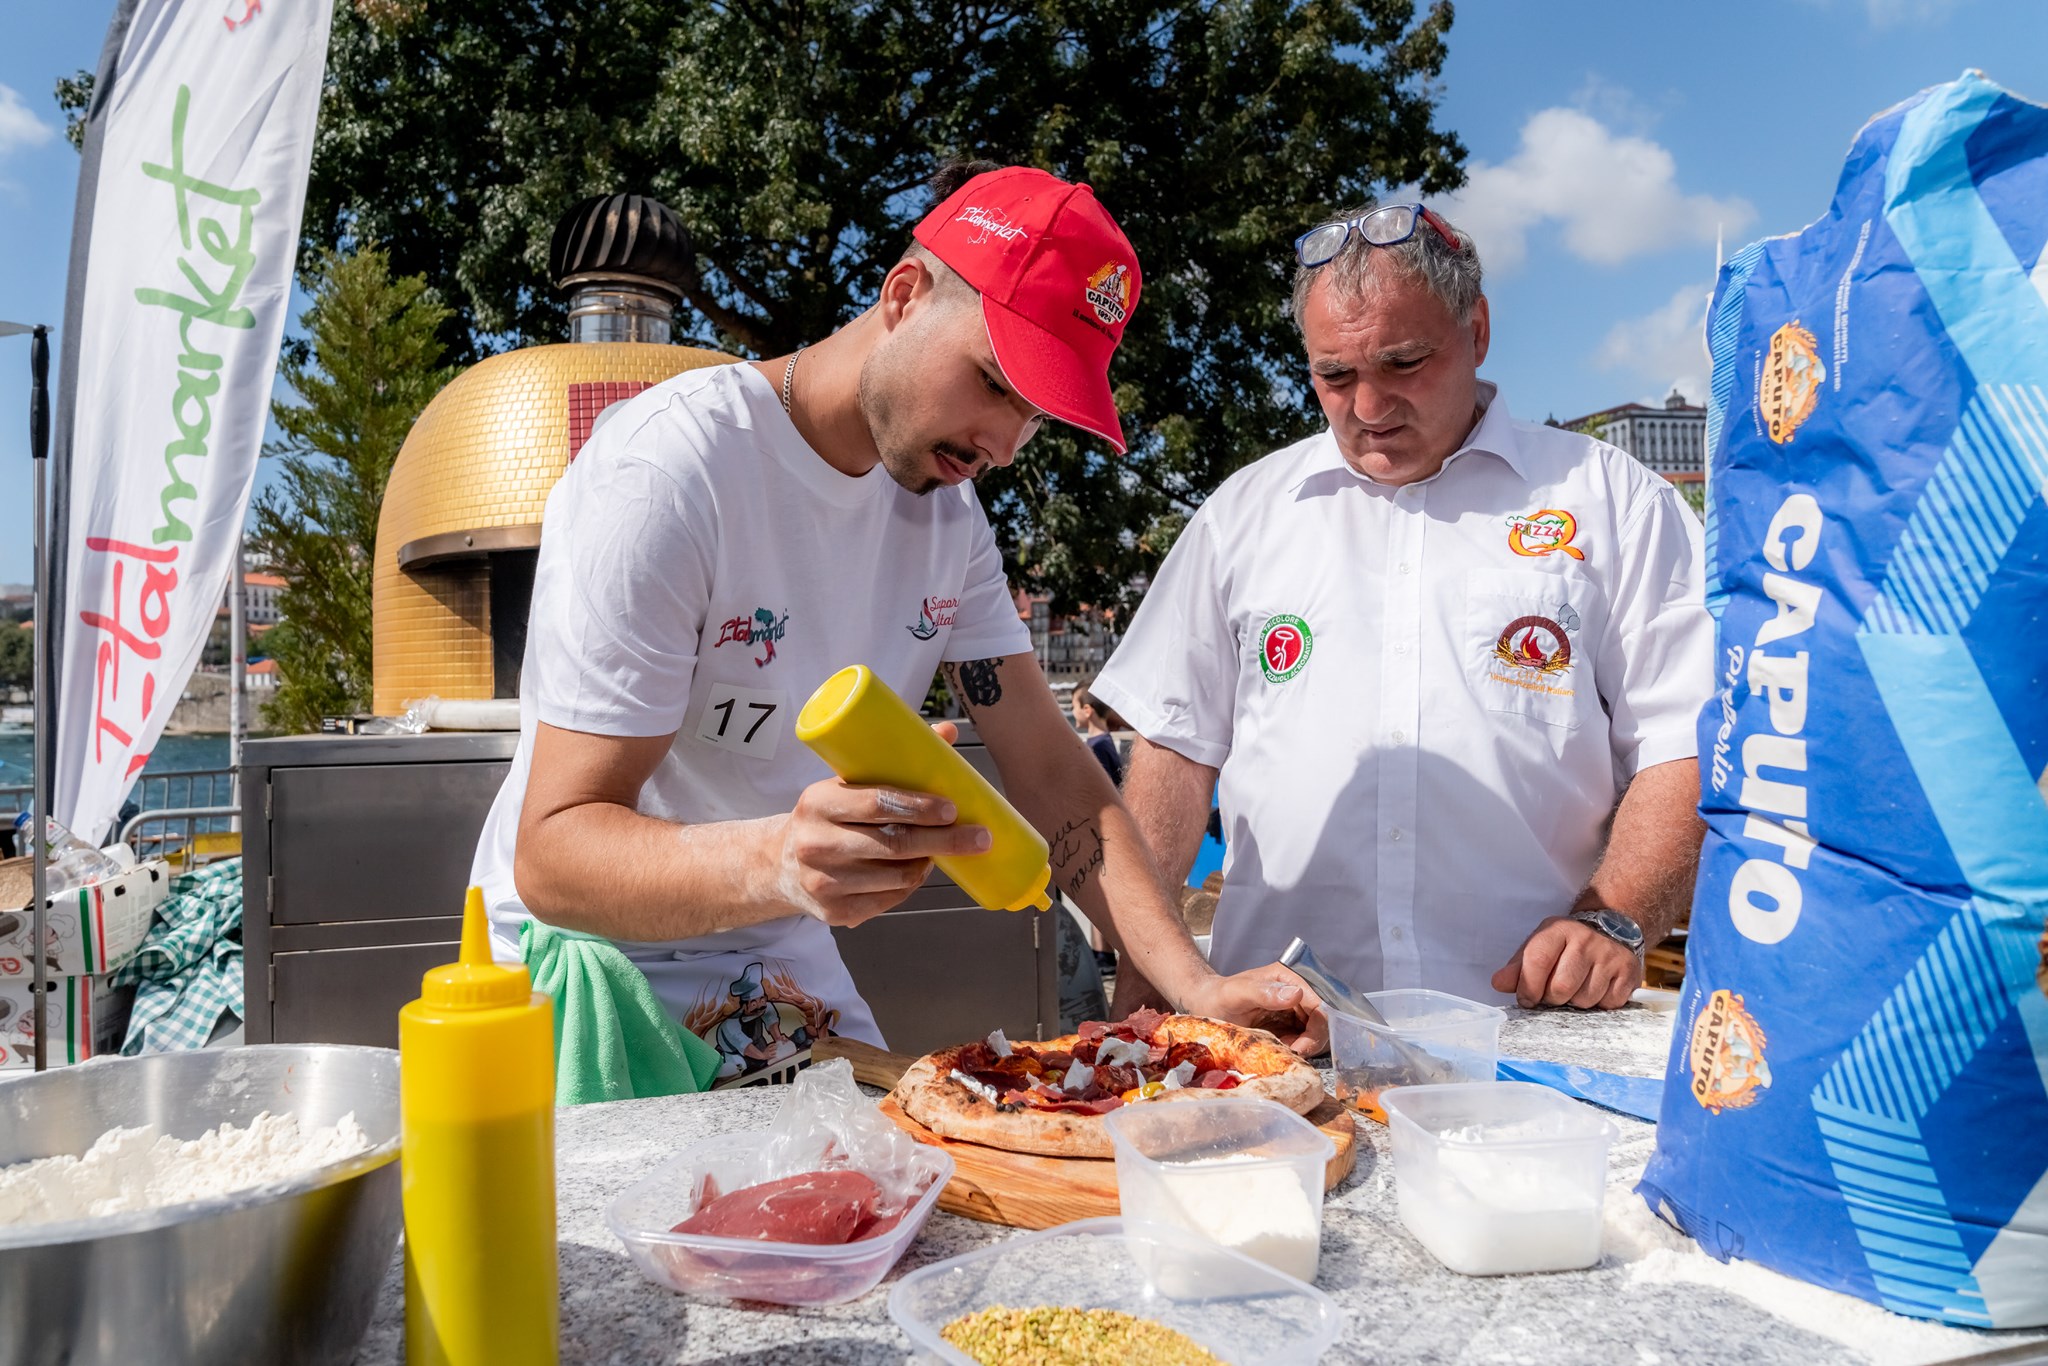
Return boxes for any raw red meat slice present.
[672,1170,882,1245]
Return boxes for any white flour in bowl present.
[0,1111,372,1229]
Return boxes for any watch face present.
[1579,909,1644,949]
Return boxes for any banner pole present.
[229,532,246,826]
[29,324,51,1072]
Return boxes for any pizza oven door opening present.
[488,549,538,698]
[395,527,543,701]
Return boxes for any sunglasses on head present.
[1293,204,1461,267]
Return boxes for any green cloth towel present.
[519,920,721,1106]
[109,858,243,1055]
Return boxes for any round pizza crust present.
[895,1015,1324,1159]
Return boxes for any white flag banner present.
[54,0,331,843]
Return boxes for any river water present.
[0,733,236,791]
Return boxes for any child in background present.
[1072,683,1127,789]
[1072,681,1129,976]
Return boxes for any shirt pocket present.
[1463,568,1598,732]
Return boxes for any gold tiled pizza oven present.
[373,195,734,713]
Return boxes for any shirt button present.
[1390,828,1403,842]
[1390,926,1406,942]
[1397,562,1413,575]
[1392,729,1407,743]
[1394,642,1409,655]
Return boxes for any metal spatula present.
[1279,937,1459,1083]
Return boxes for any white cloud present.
[1440,106,1754,275]
[1795,0,1970,28]
[1596,282,1714,407]
[1861,0,1963,24]
[1567,74,1665,136]
[0,84,55,159]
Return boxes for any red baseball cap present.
[912,166,1142,454]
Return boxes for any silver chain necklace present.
[780,345,806,415]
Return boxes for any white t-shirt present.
[471,363,1032,1079]
[1091,383,1711,1004]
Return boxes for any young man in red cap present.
[472,162,1324,1080]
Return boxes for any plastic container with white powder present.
[1105,1096,1330,1283]
[1382,1082,1616,1276]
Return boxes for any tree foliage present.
[54,71,92,151]
[250,246,455,732]
[0,627,30,690]
[308,0,1464,612]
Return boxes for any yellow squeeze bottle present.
[796,664,1053,912]
[399,888,558,1366]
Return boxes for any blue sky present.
[2,0,2045,586]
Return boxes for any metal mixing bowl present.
[0,1045,402,1366]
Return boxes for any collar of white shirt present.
[1285,380,1527,492]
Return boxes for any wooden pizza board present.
[817,1035,1358,1231]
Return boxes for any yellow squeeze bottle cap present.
[420,887,532,1010]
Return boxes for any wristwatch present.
[1570,908,1645,955]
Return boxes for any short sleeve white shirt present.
[471,363,1031,1072]
[1091,384,1711,1003]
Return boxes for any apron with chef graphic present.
[622,917,882,1088]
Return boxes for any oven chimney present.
[549,194,692,344]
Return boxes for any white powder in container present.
[1131,1151,1322,1283]
[1395,1117,1607,1276]
[0,1111,373,1230]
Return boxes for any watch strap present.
[1571,908,1645,953]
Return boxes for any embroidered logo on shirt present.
[1084,260,1132,326]
[1759,320,1825,445]
[906,596,959,640]
[1486,614,1575,698]
[1687,988,1772,1114]
[1257,614,1313,683]
[1506,508,1585,560]
[714,608,790,668]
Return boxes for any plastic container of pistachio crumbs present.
[888,1217,1342,1365]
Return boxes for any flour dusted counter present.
[349,1006,2041,1365]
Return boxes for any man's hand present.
[1169,966,1329,1059]
[771,777,989,929]
[1492,916,1639,1010]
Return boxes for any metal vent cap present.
[549,194,691,299]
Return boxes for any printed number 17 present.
[711,697,777,743]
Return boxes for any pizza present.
[894,1008,1323,1159]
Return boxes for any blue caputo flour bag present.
[1636,71,2048,1329]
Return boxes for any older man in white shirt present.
[1091,203,1713,1012]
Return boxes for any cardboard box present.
[0,976,132,1068]
[0,858,169,978]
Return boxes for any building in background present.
[241,571,286,627]
[1015,589,1121,687]
[202,558,287,669]
[1554,389,1705,479]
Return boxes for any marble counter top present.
[351,1006,2035,1365]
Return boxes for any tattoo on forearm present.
[1048,818,1106,894]
[946,657,1005,710]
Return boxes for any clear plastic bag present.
[743,1057,934,1212]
